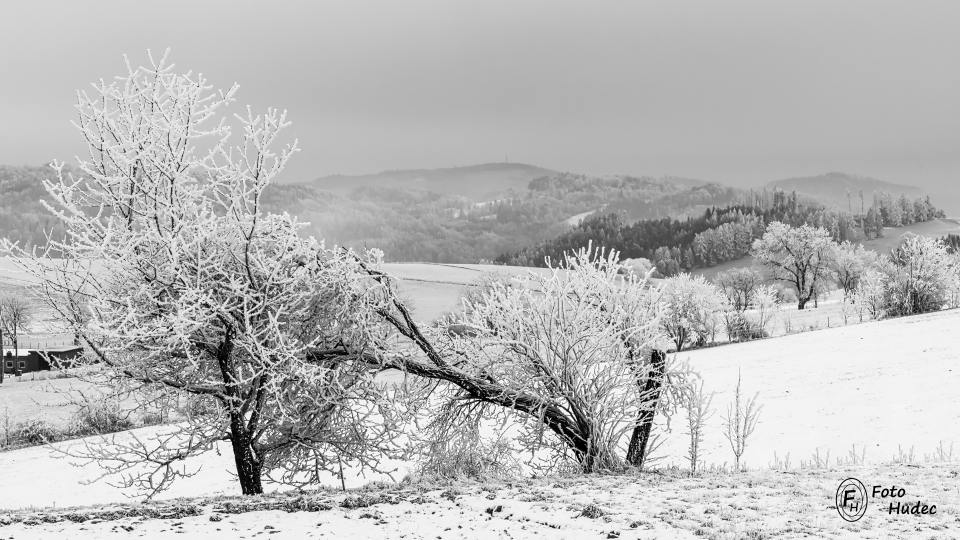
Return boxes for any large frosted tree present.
[751,222,834,309]
[7,52,406,496]
[357,248,688,472]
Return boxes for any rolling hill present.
[299,162,557,201]
[765,172,924,209]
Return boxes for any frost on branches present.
[847,235,959,319]
[830,241,878,299]
[751,222,834,310]
[5,51,409,497]
[659,273,727,352]
[362,247,690,473]
[882,235,956,316]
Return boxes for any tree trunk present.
[228,414,263,495]
[626,349,667,467]
[797,297,808,310]
[673,327,686,352]
[216,330,263,496]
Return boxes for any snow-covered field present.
[0,425,407,510]
[662,308,960,470]
[0,376,92,428]
[2,464,957,538]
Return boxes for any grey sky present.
[2,0,958,210]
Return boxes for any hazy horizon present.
[2,1,958,211]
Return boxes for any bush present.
[12,419,60,446]
[417,426,521,480]
[70,402,134,436]
[777,287,797,305]
[725,313,767,341]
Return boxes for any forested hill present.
[496,190,945,274]
[262,173,747,262]
[0,165,65,247]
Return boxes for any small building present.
[1,346,83,375]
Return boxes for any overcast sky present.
[1,0,958,208]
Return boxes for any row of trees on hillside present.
[746,220,960,315]
[751,222,960,314]
[649,221,960,352]
[497,193,944,275]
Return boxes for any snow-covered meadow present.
[661,307,960,470]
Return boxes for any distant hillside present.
[300,162,557,201]
[0,166,63,248]
[263,171,746,262]
[766,172,923,209]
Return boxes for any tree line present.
[654,221,960,354]
[496,190,944,275]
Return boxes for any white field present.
[0,376,94,428]
[661,307,960,470]
[0,425,407,510]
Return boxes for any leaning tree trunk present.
[626,349,667,467]
[228,413,263,495]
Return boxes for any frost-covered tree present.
[361,247,688,472]
[830,242,878,299]
[6,52,407,497]
[660,273,728,352]
[620,257,655,278]
[714,268,762,313]
[882,235,954,316]
[852,268,887,320]
[751,222,834,310]
[0,295,33,360]
[753,284,781,335]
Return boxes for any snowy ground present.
[663,308,960,471]
[0,376,91,429]
[1,464,957,539]
[0,424,409,510]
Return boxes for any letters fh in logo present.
[836,478,868,522]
